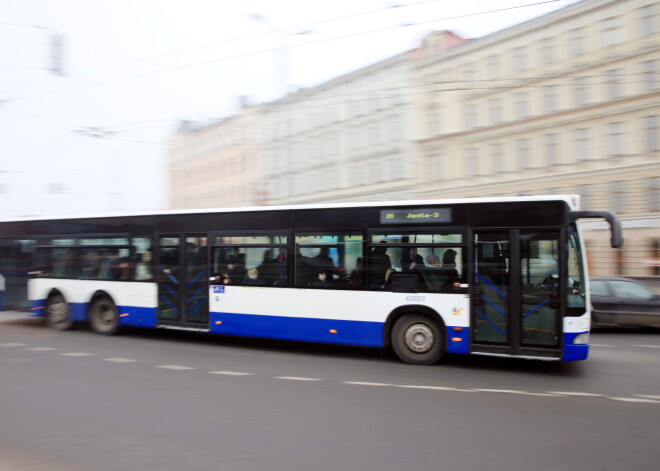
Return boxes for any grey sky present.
[0,0,577,218]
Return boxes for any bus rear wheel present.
[391,314,444,365]
[46,294,73,331]
[89,297,120,335]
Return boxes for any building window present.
[609,181,626,213]
[544,134,559,167]
[512,47,526,73]
[462,62,476,85]
[429,153,444,181]
[543,85,557,113]
[465,104,478,129]
[427,110,441,137]
[646,116,659,152]
[369,161,382,184]
[514,92,528,119]
[517,139,531,169]
[574,128,590,161]
[649,177,660,211]
[606,69,623,99]
[574,78,588,107]
[540,37,555,65]
[602,17,622,47]
[569,28,586,56]
[487,55,500,79]
[491,143,503,174]
[466,148,479,177]
[643,60,658,92]
[489,98,502,125]
[607,122,625,157]
[640,4,657,37]
[576,185,591,210]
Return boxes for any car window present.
[590,280,609,297]
[611,281,657,300]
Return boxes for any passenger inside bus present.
[309,270,330,288]
[243,267,266,286]
[369,241,391,289]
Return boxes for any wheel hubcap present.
[404,323,434,353]
[97,305,116,327]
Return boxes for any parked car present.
[590,277,660,328]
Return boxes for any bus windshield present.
[567,226,586,313]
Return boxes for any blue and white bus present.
[0,195,622,364]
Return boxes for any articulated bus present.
[0,196,622,364]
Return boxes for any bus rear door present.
[157,235,209,329]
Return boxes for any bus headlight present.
[573,333,589,345]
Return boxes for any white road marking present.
[2,339,656,405]
[156,365,196,370]
[607,397,660,404]
[209,371,254,376]
[546,391,603,397]
[275,376,321,381]
[342,381,392,387]
[396,385,476,392]
[473,388,560,397]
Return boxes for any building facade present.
[168,103,262,209]
[415,0,659,276]
[167,0,659,276]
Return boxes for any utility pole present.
[0,22,65,76]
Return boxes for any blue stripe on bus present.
[562,332,589,361]
[210,311,385,348]
[28,299,157,328]
[30,299,45,317]
[118,306,158,328]
[446,326,470,354]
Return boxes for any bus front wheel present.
[89,297,120,335]
[391,314,444,365]
[46,294,73,331]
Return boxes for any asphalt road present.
[1,312,659,471]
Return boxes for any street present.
[1,312,659,471]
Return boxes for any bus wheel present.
[46,294,73,331]
[391,314,444,365]
[89,297,120,335]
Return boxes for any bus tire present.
[46,294,73,331]
[89,297,120,335]
[391,314,444,365]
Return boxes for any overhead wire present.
[2,0,562,104]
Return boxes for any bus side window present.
[52,248,80,279]
[133,238,153,281]
[214,246,288,287]
[295,233,364,289]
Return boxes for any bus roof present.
[0,194,580,224]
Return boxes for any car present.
[590,277,660,328]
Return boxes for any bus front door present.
[157,235,209,329]
[472,229,562,358]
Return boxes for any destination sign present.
[380,208,452,224]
